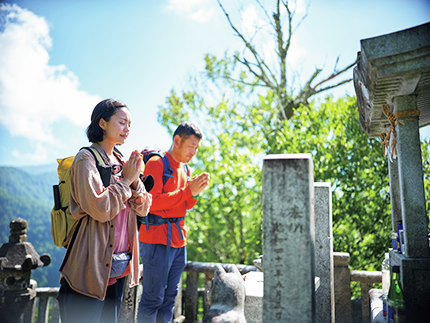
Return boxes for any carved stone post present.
[262,154,315,323]
[314,183,335,323]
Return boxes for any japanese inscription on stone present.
[263,154,315,323]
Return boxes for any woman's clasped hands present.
[122,150,143,189]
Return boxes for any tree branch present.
[303,69,323,91]
[289,0,309,34]
[255,0,276,30]
[218,74,267,88]
[217,0,279,91]
[234,54,275,90]
[215,0,357,121]
[311,59,357,91]
[280,0,293,55]
[312,78,353,96]
[273,0,288,89]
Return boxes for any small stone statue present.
[203,264,247,323]
[253,255,263,272]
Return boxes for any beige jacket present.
[60,144,151,301]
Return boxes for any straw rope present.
[380,104,420,158]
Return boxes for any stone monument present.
[262,154,315,322]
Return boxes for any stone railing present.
[32,287,60,323]
[334,252,382,323]
[20,280,60,323]
[27,254,381,323]
[119,261,258,323]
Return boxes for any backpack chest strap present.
[140,213,185,288]
[141,214,184,236]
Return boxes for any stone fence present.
[334,253,381,323]
[26,253,380,323]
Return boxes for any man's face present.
[176,134,200,163]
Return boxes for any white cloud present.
[288,0,308,15]
[0,4,100,143]
[11,142,49,164]
[241,5,260,39]
[166,0,217,23]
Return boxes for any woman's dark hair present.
[86,99,127,143]
[173,121,202,141]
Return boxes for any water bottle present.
[396,220,403,254]
[381,253,390,317]
[387,265,406,323]
[391,232,398,252]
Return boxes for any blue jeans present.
[57,277,126,323]
[138,242,186,323]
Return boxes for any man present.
[138,122,210,323]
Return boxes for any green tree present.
[157,0,430,273]
[159,90,263,264]
[421,139,430,232]
[267,96,392,270]
[159,87,407,271]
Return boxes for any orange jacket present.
[138,152,197,248]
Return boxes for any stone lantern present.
[0,217,51,323]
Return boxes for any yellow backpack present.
[50,146,109,247]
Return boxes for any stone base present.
[369,289,385,323]
[389,251,430,322]
[243,272,263,323]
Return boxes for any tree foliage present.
[270,96,391,270]
[159,84,413,271]
[159,89,264,264]
[156,0,430,273]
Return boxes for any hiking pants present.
[57,276,125,323]
[137,242,186,323]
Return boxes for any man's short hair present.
[173,122,202,141]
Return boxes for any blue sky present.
[1,0,429,167]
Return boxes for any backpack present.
[137,148,190,231]
[141,148,190,184]
[50,146,111,248]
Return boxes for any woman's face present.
[99,107,131,146]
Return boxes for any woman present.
[58,99,152,323]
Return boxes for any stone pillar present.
[387,157,402,232]
[174,277,184,320]
[333,252,352,323]
[390,94,430,322]
[314,183,335,323]
[184,272,198,322]
[203,274,213,315]
[393,95,429,258]
[262,154,315,323]
[119,275,137,323]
